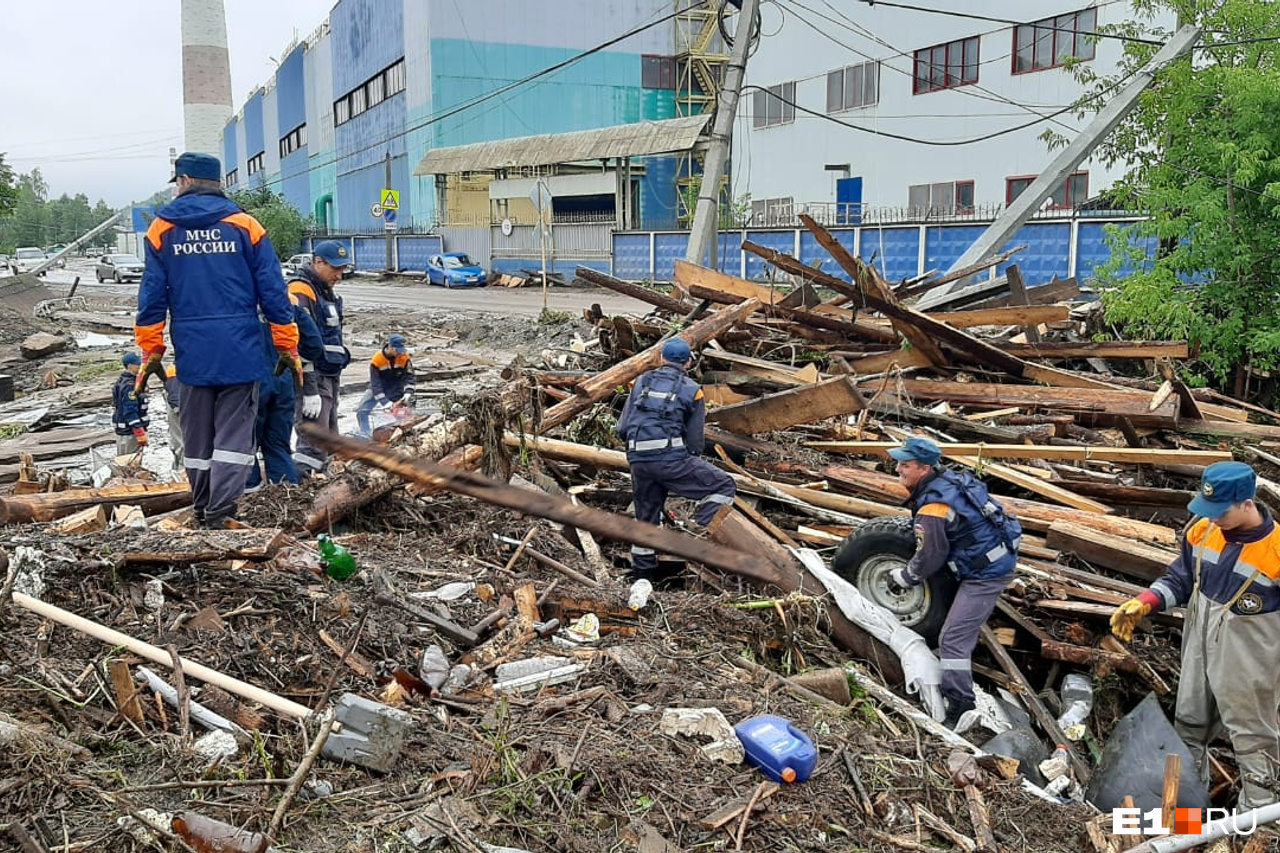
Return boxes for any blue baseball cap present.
[170,151,222,183]
[889,436,942,466]
[387,334,407,352]
[313,241,351,268]
[122,352,142,367]
[1188,461,1256,518]
[661,338,691,364]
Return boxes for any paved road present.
[16,258,652,318]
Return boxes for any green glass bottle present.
[317,534,357,580]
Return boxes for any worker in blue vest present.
[615,338,735,577]
[287,241,351,475]
[245,307,324,488]
[112,352,149,456]
[356,333,416,438]
[886,436,1021,729]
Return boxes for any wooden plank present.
[706,376,865,434]
[805,441,1231,466]
[854,379,1179,427]
[1179,418,1280,440]
[733,497,801,549]
[576,267,694,314]
[701,349,820,387]
[847,347,933,376]
[930,304,1069,328]
[1045,522,1174,582]
[966,275,1080,310]
[1005,265,1041,343]
[674,259,787,305]
[948,454,1111,514]
[1003,341,1190,360]
[111,529,291,566]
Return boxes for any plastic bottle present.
[628,578,653,611]
[1038,744,1071,782]
[734,715,818,784]
[170,810,268,853]
[413,581,476,601]
[316,535,357,581]
[419,644,450,694]
[1055,673,1095,737]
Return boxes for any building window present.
[642,55,676,90]
[224,169,239,188]
[335,96,350,125]
[350,85,367,117]
[826,61,879,113]
[1006,171,1089,209]
[913,36,979,94]
[1014,7,1097,73]
[367,74,385,107]
[385,59,406,95]
[750,196,794,226]
[752,82,796,129]
[279,124,306,158]
[247,152,265,176]
[907,180,975,217]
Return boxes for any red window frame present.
[913,36,979,94]
[1012,7,1097,75]
[1005,171,1089,209]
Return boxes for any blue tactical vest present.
[911,468,1022,580]
[622,365,699,463]
[289,272,349,377]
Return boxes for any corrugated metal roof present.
[413,114,710,176]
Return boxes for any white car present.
[11,247,46,276]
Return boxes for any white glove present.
[301,394,322,419]
[887,565,916,593]
[399,389,415,405]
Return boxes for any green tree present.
[0,154,17,220]
[229,184,311,261]
[1055,1,1280,396]
[677,175,752,228]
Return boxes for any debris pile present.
[3,218,1279,851]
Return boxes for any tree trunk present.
[0,482,191,524]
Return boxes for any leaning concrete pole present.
[684,0,761,269]
[920,24,1201,308]
[181,0,234,157]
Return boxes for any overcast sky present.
[1,0,336,208]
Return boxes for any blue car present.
[426,253,488,288]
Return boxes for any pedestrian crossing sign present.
[380,189,400,210]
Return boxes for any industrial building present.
[734,1,1175,224]
[218,0,717,234]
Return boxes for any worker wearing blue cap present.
[287,241,352,474]
[1111,461,1280,809]
[887,435,1022,729]
[355,334,416,438]
[112,352,150,456]
[615,337,735,579]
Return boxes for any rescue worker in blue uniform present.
[615,338,736,577]
[288,240,351,475]
[1111,462,1280,809]
[135,152,300,528]
[112,352,149,456]
[886,436,1021,729]
[245,307,324,488]
[356,334,415,438]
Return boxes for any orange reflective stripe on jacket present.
[146,218,175,251]
[288,280,317,305]
[220,212,267,245]
[1188,517,1280,583]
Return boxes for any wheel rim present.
[855,553,932,629]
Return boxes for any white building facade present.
[735,1,1176,225]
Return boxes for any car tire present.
[114,271,122,284]
[830,516,957,646]
[96,272,104,283]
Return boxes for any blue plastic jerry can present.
[734,714,818,784]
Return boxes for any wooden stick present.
[1161,754,1181,833]
[734,780,772,851]
[503,526,539,572]
[841,749,875,817]
[963,785,999,853]
[166,644,190,740]
[268,720,335,840]
[108,660,144,726]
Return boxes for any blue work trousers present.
[938,572,1013,709]
[180,382,258,524]
[247,373,299,487]
[628,455,735,572]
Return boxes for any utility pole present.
[684,0,760,269]
[384,152,394,273]
[537,179,549,312]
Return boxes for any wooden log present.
[930,304,1070,328]
[538,299,760,432]
[743,236,1119,391]
[807,441,1230,466]
[0,482,191,525]
[1060,481,1193,509]
[896,245,1027,298]
[1045,522,1175,582]
[1003,341,1190,360]
[1161,754,1181,833]
[576,267,694,314]
[104,529,290,566]
[685,283,899,343]
[302,425,782,584]
[706,376,865,434]
[1039,640,1145,674]
[305,381,529,532]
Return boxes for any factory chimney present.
[180,0,234,158]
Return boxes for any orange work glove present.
[132,427,149,448]
[132,346,167,398]
[1110,591,1159,642]
[274,347,303,390]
